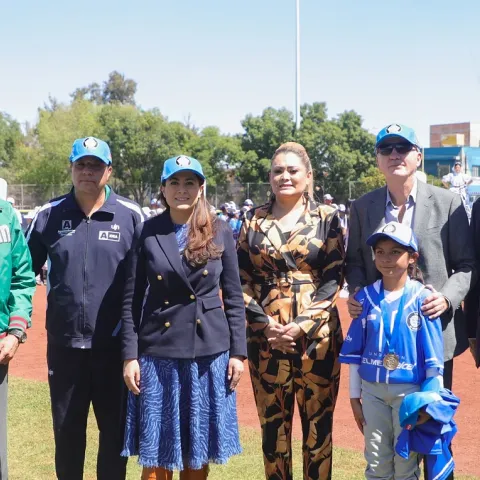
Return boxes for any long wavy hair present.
[160,180,223,267]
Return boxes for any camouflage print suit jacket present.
[237,198,345,360]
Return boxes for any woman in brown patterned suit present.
[237,142,344,480]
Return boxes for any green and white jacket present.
[0,200,35,338]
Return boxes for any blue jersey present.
[228,217,242,242]
[339,278,444,384]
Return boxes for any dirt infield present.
[10,287,480,477]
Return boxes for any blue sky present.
[1,0,480,146]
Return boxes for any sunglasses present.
[376,143,416,155]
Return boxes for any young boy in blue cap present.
[341,221,444,480]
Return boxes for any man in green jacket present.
[0,199,36,479]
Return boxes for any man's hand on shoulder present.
[0,335,20,364]
[421,287,450,319]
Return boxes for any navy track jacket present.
[26,189,144,349]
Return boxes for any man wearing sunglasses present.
[345,123,475,480]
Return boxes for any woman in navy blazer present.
[121,155,246,480]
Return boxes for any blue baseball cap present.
[161,155,205,184]
[376,124,421,149]
[69,137,112,165]
[367,222,418,252]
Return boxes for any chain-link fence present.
[6,182,274,210]
[6,179,439,211]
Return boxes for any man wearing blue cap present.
[26,137,144,480]
[346,124,475,479]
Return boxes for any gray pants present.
[362,380,421,480]
[0,364,7,480]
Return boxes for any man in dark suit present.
[465,200,480,367]
[346,123,475,479]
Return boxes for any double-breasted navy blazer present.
[121,211,247,361]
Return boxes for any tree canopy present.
[0,71,380,206]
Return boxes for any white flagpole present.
[295,0,301,131]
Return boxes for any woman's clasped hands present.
[264,317,303,353]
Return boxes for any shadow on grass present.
[7,377,479,480]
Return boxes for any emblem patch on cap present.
[406,312,422,331]
[382,224,396,233]
[176,156,191,166]
[386,124,402,133]
[83,137,98,150]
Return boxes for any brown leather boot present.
[179,465,209,480]
[141,467,174,480]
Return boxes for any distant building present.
[423,146,480,179]
[430,122,480,148]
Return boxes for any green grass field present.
[7,377,479,479]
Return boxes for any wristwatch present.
[8,329,27,344]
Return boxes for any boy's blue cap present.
[367,221,418,252]
[69,137,112,165]
[399,377,442,429]
[161,155,205,184]
[376,124,421,149]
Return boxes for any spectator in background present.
[338,204,348,239]
[227,208,242,243]
[239,206,249,221]
[6,197,23,228]
[149,198,160,217]
[324,193,333,205]
[218,204,228,221]
[442,162,472,218]
[242,199,254,211]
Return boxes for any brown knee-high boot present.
[179,465,209,480]
[141,467,174,480]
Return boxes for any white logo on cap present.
[382,224,396,233]
[83,137,98,150]
[176,156,191,166]
[386,124,402,133]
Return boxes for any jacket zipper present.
[81,216,91,343]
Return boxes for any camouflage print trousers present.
[248,342,340,480]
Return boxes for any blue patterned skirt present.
[121,351,242,470]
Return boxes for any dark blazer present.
[121,211,247,361]
[346,181,476,361]
[465,199,480,367]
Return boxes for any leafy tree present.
[0,112,23,171]
[9,100,103,187]
[99,105,195,204]
[296,105,376,200]
[188,127,257,185]
[70,83,103,104]
[354,165,385,198]
[102,71,137,105]
[70,71,137,105]
[240,107,295,167]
